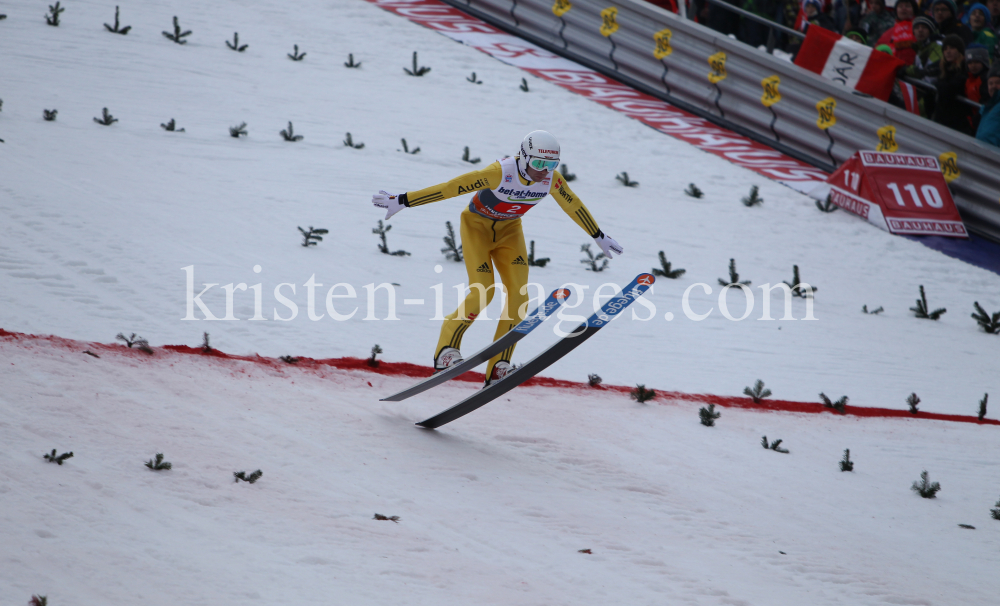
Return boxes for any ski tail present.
[379,287,572,402]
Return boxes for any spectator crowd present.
[692,0,1000,146]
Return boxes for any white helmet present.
[517,130,560,180]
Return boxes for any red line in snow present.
[3,328,995,426]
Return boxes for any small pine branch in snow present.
[862,305,884,315]
[403,51,430,76]
[615,172,639,187]
[234,470,263,484]
[441,221,462,262]
[30,596,47,606]
[104,6,131,34]
[911,470,940,498]
[225,32,248,52]
[201,331,212,353]
[652,251,685,279]
[288,45,306,61]
[910,285,946,320]
[373,220,410,256]
[298,226,327,247]
[580,243,608,272]
[971,302,1000,333]
[744,379,771,403]
[280,122,303,142]
[344,53,362,68]
[761,436,789,453]
[519,77,530,92]
[719,258,750,287]
[630,384,655,403]
[741,185,763,207]
[368,344,383,367]
[816,195,838,212]
[462,146,481,164]
[527,241,549,267]
[467,72,482,84]
[162,16,192,44]
[280,355,299,364]
[145,453,172,471]
[578,548,593,554]
[160,118,184,132]
[684,183,704,198]
[906,392,920,415]
[398,138,420,154]
[839,449,854,471]
[44,449,74,465]
[93,108,117,126]
[46,2,65,26]
[229,122,248,138]
[116,332,153,354]
[560,164,577,182]
[991,498,1000,520]
[83,350,100,358]
[43,109,58,121]
[373,513,400,523]
[343,132,364,149]
[588,373,602,387]
[699,404,721,426]
[783,265,817,298]
[978,393,988,421]
[819,392,847,414]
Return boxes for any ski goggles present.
[526,156,559,171]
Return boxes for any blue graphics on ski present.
[380,287,572,402]
[417,273,655,429]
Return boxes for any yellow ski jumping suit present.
[400,156,606,377]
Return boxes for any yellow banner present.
[707,51,727,84]
[600,7,619,37]
[876,126,898,152]
[653,29,673,59]
[761,75,781,107]
[939,151,960,183]
[552,0,572,17]
[816,97,836,130]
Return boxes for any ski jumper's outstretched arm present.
[402,162,502,207]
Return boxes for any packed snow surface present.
[1,0,998,604]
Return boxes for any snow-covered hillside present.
[1,1,999,604]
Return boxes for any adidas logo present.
[476,263,492,273]
[512,256,527,266]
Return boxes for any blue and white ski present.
[416,273,655,428]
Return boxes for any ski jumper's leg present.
[484,218,529,378]
[434,209,501,360]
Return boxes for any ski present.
[416,273,655,429]
[380,287,572,402]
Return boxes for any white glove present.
[372,190,405,220]
[593,230,623,257]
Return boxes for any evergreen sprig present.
[104,6,131,34]
[441,221,463,261]
[343,132,364,148]
[839,449,854,471]
[368,344,383,367]
[906,392,920,414]
[580,243,608,272]
[404,51,430,76]
[162,16,192,44]
[234,470,263,484]
[226,32,248,52]
[588,373,602,387]
[466,72,482,84]
[819,392,847,414]
[527,240,550,267]
[373,220,410,256]
[816,195,838,212]
[116,332,153,354]
[229,122,248,138]
[288,45,307,61]
[911,470,940,498]
[699,403,721,426]
[719,258,750,287]
[280,355,299,364]
[991,498,1000,520]
[344,53,361,67]
[652,251,685,279]
[145,453,172,470]
[374,513,400,522]
[783,265,817,298]
[398,138,420,154]
[630,384,655,403]
[742,185,763,206]
[971,302,1000,333]
[30,595,47,606]
[978,393,988,421]
[46,2,65,26]
[560,164,577,182]
[684,183,704,198]
[862,305,884,315]
[462,146,481,164]
[44,449,74,465]
[201,331,212,352]
[280,121,303,142]
[744,379,771,403]
[615,172,639,187]
[43,109,58,121]
[519,78,530,92]
[761,436,789,453]
[910,285,946,319]
[93,108,118,126]
[298,226,328,247]
[160,118,184,132]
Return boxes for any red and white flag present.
[898,81,920,115]
[794,25,905,101]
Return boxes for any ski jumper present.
[400,156,604,377]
